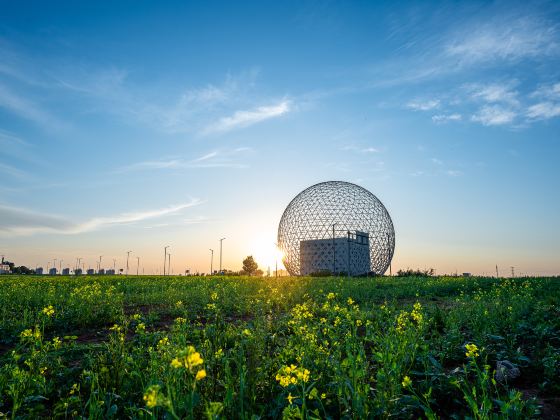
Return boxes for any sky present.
[1,0,559,276]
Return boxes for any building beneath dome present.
[300,231,370,276]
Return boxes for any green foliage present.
[241,256,259,276]
[0,274,558,418]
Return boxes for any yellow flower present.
[356,319,363,326]
[347,297,354,305]
[136,323,146,333]
[143,385,160,408]
[20,329,33,338]
[321,393,326,399]
[157,337,169,348]
[186,347,204,368]
[465,343,479,358]
[171,358,183,369]
[287,393,295,405]
[327,292,336,300]
[402,376,412,387]
[42,305,55,317]
[242,328,252,337]
[40,367,47,375]
[195,369,207,380]
[52,336,62,349]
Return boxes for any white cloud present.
[0,198,202,236]
[0,162,29,179]
[526,102,560,120]
[444,16,559,66]
[406,99,440,111]
[446,170,463,177]
[203,99,291,134]
[431,113,462,123]
[0,84,65,130]
[471,105,516,126]
[466,82,519,105]
[431,158,443,165]
[117,148,252,173]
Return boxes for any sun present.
[249,236,285,272]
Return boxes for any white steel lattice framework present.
[277,181,395,276]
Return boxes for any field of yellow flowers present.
[0,275,559,418]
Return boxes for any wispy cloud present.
[0,198,203,236]
[117,148,253,173]
[203,99,291,134]
[406,99,440,111]
[0,84,65,130]
[465,82,520,106]
[444,16,559,66]
[431,113,462,123]
[471,105,517,126]
[526,102,560,120]
[0,162,29,179]
[341,145,380,153]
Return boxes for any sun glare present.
[249,237,285,272]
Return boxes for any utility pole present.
[164,246,170,276]
[168,253,171,275]
[136,256,140,276]
[126,251,132,275]
[496,265,499,278]
[219,237,226,274]
[332,223,337,276]
[511,266,515,278]
[347,230,351,279]
[209,249,214,275]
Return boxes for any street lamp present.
[219,237,226,274]
[164,246,170,276]
[332,223,338,276]
[209,249,214,275]
[126,251,132,275]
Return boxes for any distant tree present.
[242,256,259,276]
[396,268,435,277]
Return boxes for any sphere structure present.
[277,181,395,276]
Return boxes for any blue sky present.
[1,1,559,275]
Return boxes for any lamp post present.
[164,246,170,276]
[126,251,132,275]
[332,223,337,276]
[209,249,214,276]
[219,237,226,274]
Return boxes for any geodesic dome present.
[277,181,395,276]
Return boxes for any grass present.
[0,274,559,418]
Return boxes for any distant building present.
[106,269,115,275]
[463,272,472,277]
[300,231,370,276]
[49,268,57,275]
[98,269,105,275]
[74,268,82,275]
[0,263,11,274]
[62,268,70,275]
[86,269,95,275]
[36,267,44,275]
